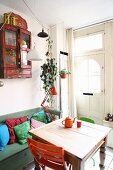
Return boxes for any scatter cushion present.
[45,111,56,123]
[32,110,47,123]
[31,118,45,129]
[14,121,31,144]
[0,124,10,151]
[6,116,27,144]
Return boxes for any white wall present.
[50,23,66,109]
[0,4,47,115]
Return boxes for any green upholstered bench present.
[0,107,61,170]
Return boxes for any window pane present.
[75,33,103,55]
[77,59,101,93]
[89,60,100,76]
[89,76,101,93]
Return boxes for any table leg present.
[72,159,84,170]
[99,143,106,170]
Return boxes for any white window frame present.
[74,31,104,57]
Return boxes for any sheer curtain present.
[66,28,77,117]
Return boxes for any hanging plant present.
[40,58,58,93]
[40,36,58,103]
[45,36,53,57]
[59,69,71,79]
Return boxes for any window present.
[75,33,103,55]
[77,59,101,93]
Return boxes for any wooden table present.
[29,119,111,170]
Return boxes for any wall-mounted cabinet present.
[0,24,32,78]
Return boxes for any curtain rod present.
[73,18,113,31]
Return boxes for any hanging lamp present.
[37,28,48,38]
[27,45,43,61]
[0,81,4,87]
[22,0,48,38]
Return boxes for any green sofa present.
[0,107,61,170]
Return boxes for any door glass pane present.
[77,59,101,93]
[75,33,103,55]
[89,76,100,93]
[5,30,16,46]
[89,60,100,75]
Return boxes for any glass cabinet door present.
[4,49,17,67]
[22,33,30,49]
[5,30,16,46]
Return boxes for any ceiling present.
[1,0,113,29]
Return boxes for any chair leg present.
[91,157,95,166]
[65,162,72,170]
[35,166,41,170]
[69,164,72,170]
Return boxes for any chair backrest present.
[27,138,66,170]
[79,117,95,124]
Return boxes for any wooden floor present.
[25,147,113,170]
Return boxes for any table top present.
[30,119,111,160]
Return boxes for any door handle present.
[83,93,93,96]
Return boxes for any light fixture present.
[23,0,48,39]
[37,28,48,38]
[27,45,43,61]
[0,81,4,87]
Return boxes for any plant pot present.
[50,86,57,95]
[60,73,67,79]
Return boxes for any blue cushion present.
[0,124,10,151]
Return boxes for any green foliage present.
[40,58,58,93]
[45,36,53,57]
[40,36,58,104]
[59,69,71,75]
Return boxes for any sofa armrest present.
[48,108,61,119]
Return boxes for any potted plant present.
[40,36,58,105]
[59,69,71,78]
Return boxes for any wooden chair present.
[27,138,71,170]
[79,117,95,124]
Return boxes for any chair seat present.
[79,117,95,124]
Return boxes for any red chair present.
[27,138,71,170]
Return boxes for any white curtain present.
[66,28,77,117]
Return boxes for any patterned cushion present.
[6,116,27,144]
[32,110,47,123]
[14,121,31,144]
[0,124,10,150]
[31,118,45,129]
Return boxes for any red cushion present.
[6,116,27,144]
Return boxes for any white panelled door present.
[75,53,105,124]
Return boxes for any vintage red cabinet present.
[0,24,32,78]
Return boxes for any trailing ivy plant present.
[45,36,53,57]
[40,58,58,93]
[40,36,58,103]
